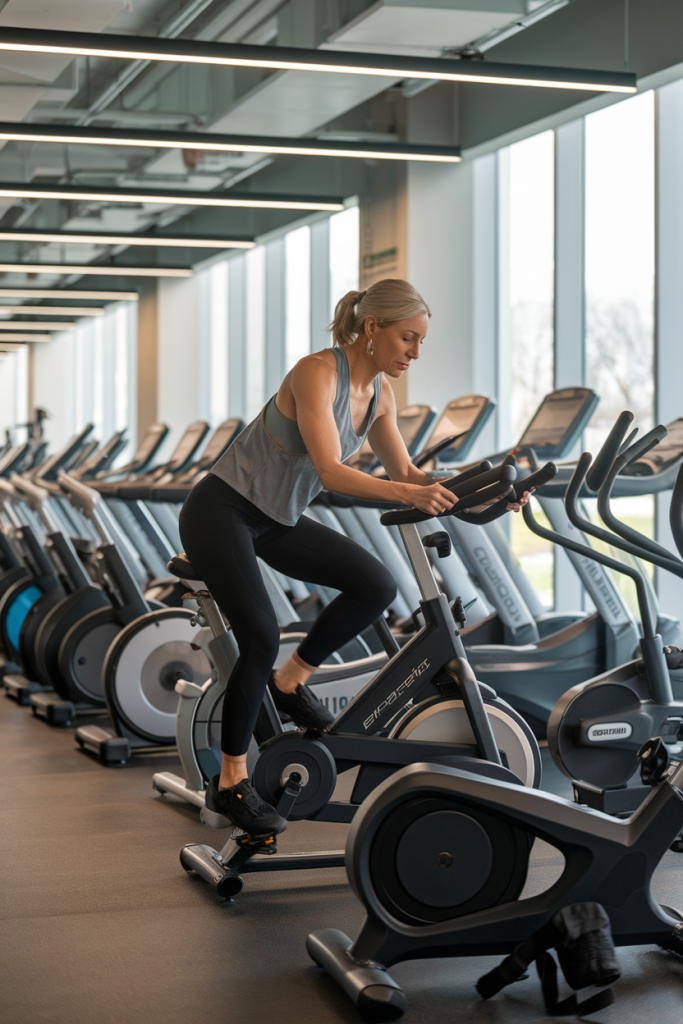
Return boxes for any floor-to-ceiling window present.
[507,131,556,609]
[584,91,656,609]
[31,300,137,457]
[285,225,311,370]
[0,346,29,442]
[245,246,267,421]
[329,206,360,317]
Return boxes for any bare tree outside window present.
[507,132,555,608]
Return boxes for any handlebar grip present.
[379,465,514,527]
[446,463,516,500]
[622,424,668,467]
[512,461,557,499]
[618,426,639,455]
[455,489,515,524]
[585,410,634,492]
[439,460,492,490]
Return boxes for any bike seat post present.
[398,523,441,601]
[193,589,229,638]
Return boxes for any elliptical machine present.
[521,414,683,819]
[306,741,683,1021]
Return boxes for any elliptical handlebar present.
[585,410,634,493]
[525,455,658,639]
[621,424,669,468]
[595,434,683,573]
[671,464,683,560]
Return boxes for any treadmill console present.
[517,387,599,459]
[167,421,210,472]
[196,418,244,467]
[427,395,496,463]
[35,423,94,482]
[624,418,683,476]
[396,404,438,453]
[346,403,437,469]
[128,423,169,471]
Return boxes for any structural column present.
[265,237,286,397]
[228,255,247,420]
[136,279,158,441]
[553,118,586,611]
[360,160,408,407]
[655,80,683,611]
[310,218,330,352]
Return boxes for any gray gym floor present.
[1,693,682,1024]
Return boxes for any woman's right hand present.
[405,482,457,517]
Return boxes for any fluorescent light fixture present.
[0,333,53,342]
[0,288,138,300]
[0,264,191,277]
[0,228,255,249]
[0,121,461,163]
[0,182,344,211]
[0,305,105,315]
[0,321,75,330]
[0,27,637,93]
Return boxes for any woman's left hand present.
[506,487,534,513]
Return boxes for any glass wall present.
[506,131,556,609]
[285,225,311,371]
[584,91,656,603]
[508,131,555,442]
[0,346,29,443]
[53,301,136,458]
[584,91,655,451]
[329,206,360,316]
[198,206,359,423]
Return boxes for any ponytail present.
[329,279,431,347]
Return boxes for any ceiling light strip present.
[0,305,105,315]
[0,122,461,163]
[0,185,343,211]
[0,321,75,330]
[0,335,49,343]
[0,288,138,300]
[0,230,255,249]
[0,27,637,93]
[0,265,191,277]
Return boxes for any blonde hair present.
[329,278,431,347]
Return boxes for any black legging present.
[179,474,397,755]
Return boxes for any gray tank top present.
[211,347,382,526]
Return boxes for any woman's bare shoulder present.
[291,349,337,385]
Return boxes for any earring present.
[367,338,374,355]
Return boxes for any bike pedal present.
[233,830,278,854]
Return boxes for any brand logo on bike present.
[586,722,633,742]
[363,659,430,731]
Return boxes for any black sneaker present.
[205,776,287,838]
[268,675,335,731]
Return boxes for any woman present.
[179,278,524,838]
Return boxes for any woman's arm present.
[292,357,455,516]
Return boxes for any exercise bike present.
[174,458,554,899]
